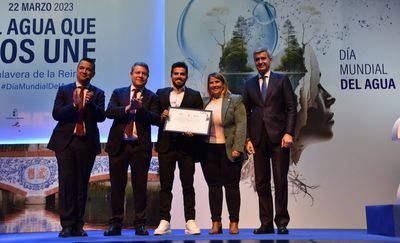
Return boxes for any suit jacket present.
[203,92,247,162]
[242,72,297,145]
[47,82,106,154]
[156,87,203,154]
[105,86,160,156]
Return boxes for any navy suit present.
[156,87,203,222]
[243,72,297,228]
[105,86,160,228]
[48,82,105,229]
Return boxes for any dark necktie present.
[261,76,267,101]
[75,87,85,136]
[124,89,138,137]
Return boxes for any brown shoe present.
[229,221,239,234]
[209,221,222,234]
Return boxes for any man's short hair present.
[253,48,272,59]
[131,62,149,74]
[170,62,188,76]
[78,58,96,72]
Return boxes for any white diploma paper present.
[164,107,212,135]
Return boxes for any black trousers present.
[254,126,290,227]
[201,143,242,222]
[108,141,151,227]
[158,143,196,222]
[56,136,96,229]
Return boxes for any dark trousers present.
[56,136,96,229]
[158,143,196,222]
[254,126,290,227]
[108,141,151,227]
[201,143,242,222]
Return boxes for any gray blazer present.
[203,92,247,162]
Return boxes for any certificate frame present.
[164,107,212,135]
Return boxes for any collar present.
[211,90,231,100]
[131,84,144,93]
[171,85,185,93]
[258,71,271,79]
[211,95,223,100]
[76,81,90,89]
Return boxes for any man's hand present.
[160,109,169,122]
[281,133,294,148]
[131,96,143,110]
[232,150,240,158]
[125,97,143,114]
[125,103,132,113]
[73,88,82,108]
[245,140,255,154]
[182,131,193,137]
[85,91,94,104]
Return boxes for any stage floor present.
[0,229,398,243]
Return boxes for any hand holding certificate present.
[164,107,212,135]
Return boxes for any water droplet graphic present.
[177,0,278,76]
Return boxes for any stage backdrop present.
[165,0,400,229]
[0,0,399,230]
[0,0,164,144]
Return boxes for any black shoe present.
[253,225,275,234]
[72,228,88,237]
[277,226,289,234]
[104,225,122,236]
[58,227,73,237]
[135,225,149,236]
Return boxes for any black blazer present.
[47,82,106,154]
[105,86,160,156]
[156,87,203,154]
[242,72,297,145]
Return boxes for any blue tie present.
[261,76,267,101]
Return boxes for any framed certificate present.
[164,107,212,135]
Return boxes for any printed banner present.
[0,0,164,143]
[166,0,400,228]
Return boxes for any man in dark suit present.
[104,62,160,236]
[242,49,297,235]
[153,62,203,235]
[48,58,105,237]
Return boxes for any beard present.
[173,79,186,89]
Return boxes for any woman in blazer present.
[202,72,246,234]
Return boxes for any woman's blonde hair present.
[207,72,229,97]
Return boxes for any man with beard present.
[154,62,203,235]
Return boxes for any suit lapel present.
[203,97,211,108]
[67,83,76,102]
[166,88,172,107]
[160,88,172,107]
[221,95,231,125]
[122,86,131,106]
[69,83,76,92]
[87,85,97,101]
[250,75,264,105]
[180,88,191,108]
[253,72,276,105]
[265,72,276,104]
[141,88,151,107]
[87,84,94,92]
